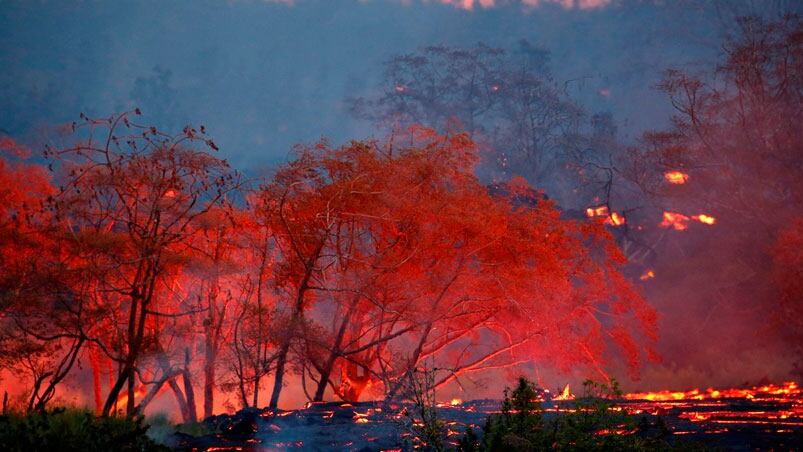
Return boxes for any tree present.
[44,111,240,416]
[349,42,603,211]
[259,127,657,407]
[0,136,87,412]
[624,14,802,373]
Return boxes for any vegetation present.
[0,118,655,418]
[453,377,702,452]
[0,408,168,452]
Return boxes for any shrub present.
[461,377,677,451]
[0,408,169,452]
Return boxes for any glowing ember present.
[664,171,689,184]
[640,269,655,281]
[450,398,462,406]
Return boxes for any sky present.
[2,0,801,398]
[3,0,784,170]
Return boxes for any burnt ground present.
[163,396,803,451]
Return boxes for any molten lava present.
[624,381,799,403]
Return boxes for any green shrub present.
[0,408,169,452]
[460,377,679,452]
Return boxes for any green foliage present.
[466,377,677,451]
[0,408,169,452]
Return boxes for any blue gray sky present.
[4,0,789,170]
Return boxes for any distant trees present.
[349,41,611,212]
[0,114,656,416]
[623,14,803,372]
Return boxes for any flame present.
[586,205,609,217]
[586,205,625,227]
[605,212,625,226]
[664,171,689,184]
[450,398,462,406]
[640,269,655,281]
[660,211,690,230]
[660,211,716,230]
[112,386,150,412]
[554,383,574,400]
[693,214,716,225]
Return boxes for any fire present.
[664,171,689,184]
[605,212,625,226]
[640,269,655,281]
[660,211,690,230]
[450,398,462,406]
[554,383,574,400]
[586,205,609,217]
[586,205,625,227]
[660,212,716,230]
[113,386,149,412]
[693,214,716,225]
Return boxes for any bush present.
[459,377,678,451]
[0,408,169,452]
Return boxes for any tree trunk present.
[182,348,198,422]
[313,297,359,401]
[90,348,103,415]
[203,345,216,418]
[267,242,322,410]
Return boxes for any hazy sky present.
[4,0,785,170]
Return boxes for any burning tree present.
[1,116,657,416]
[41,111,241,416]
[0,136,88,412]
[258,127,657,407]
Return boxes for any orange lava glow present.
[664,171,689,184]
[639,269,655,281]
[624,381,799,403]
